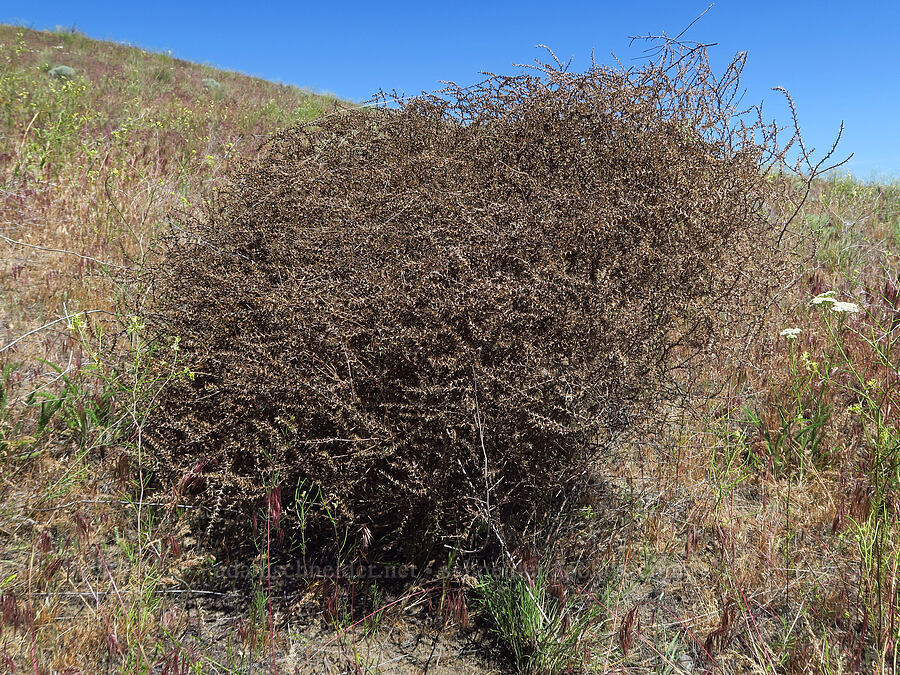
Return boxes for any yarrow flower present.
[811,291,837,305]
[779,328,802,340]
[831,301,860,314]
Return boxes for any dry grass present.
[574,174,900,673]
[1,23,900,675]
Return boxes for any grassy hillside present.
[0,25,337,356]
[2,23,900,675]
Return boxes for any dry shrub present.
[141,41,795,548]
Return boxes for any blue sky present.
[3,1,898,178]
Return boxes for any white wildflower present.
[831,301,860,314]
[811,291,837,305]
[779,328,802,340]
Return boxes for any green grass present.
[476,564,604,673]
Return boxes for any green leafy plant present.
[48,64,75,79]
[744,318,834,477]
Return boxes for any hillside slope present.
[0,25,338,362]
[2,23,900,675]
